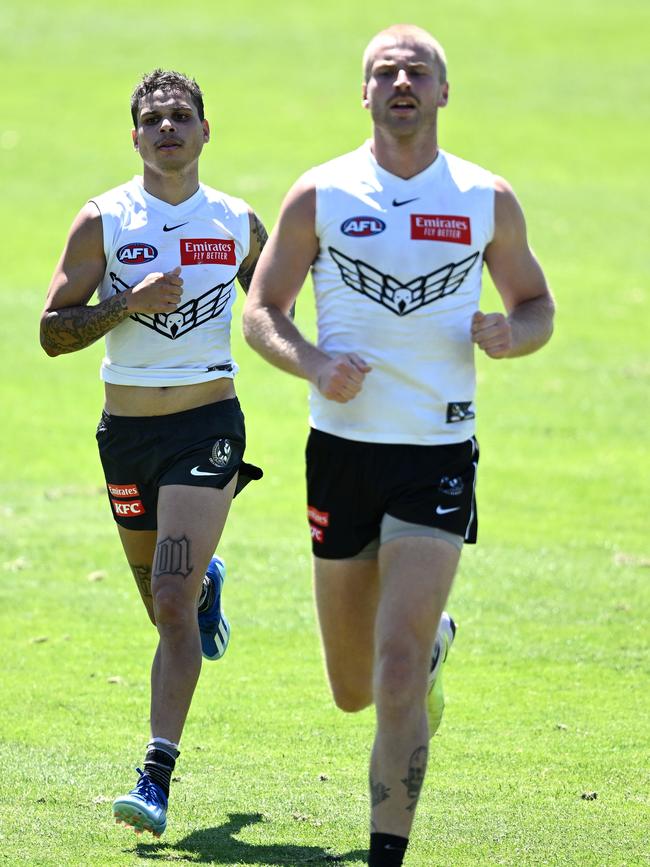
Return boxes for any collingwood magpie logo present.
[439,475,465,495]
[210,438,232,468]
[110,273,232,339]
[446,402,475,423]
[329,247,480,316]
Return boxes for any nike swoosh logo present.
[191,466,222,477]
[163,222,189,232]
[436,505,461,515]
[392,197,419,207]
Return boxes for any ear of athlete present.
[126,266,184,314]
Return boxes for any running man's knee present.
[374,643,428,713]
[152,579,197,630]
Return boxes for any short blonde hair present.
[362,24,447,83]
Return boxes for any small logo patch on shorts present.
[439,475,464,496]
[310,525,324,543]
[210,439,232,468]
[446,402,475,423]
[108,482,140,498]
[108,482,146,518]
[308,506,330,527]
[111,498,146,517]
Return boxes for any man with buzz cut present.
[41,69,266,838]
[243,24,554,866]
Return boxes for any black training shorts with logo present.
[96,398,262,530]
[306,428,478,559]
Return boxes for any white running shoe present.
[427,611,456,736]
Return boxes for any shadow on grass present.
[135,811,366,865]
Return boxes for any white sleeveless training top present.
[92,177,250,386]
[309,142,495,444]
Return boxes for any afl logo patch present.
[117,243,158,264]
[340,217,386,237]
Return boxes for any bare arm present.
[236,209,269,294]
[40,203,184,357]
[473,177,555,359]
[242,177,370,402]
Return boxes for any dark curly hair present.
[130,69,205,126]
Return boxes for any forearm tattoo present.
[41,294,129,354]
[237,213,269,293]
[130,564,152,599]
[370,777,391,808]
[153,536,192,579]
[401,746,427,812]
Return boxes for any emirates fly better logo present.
[181,238,236,265]
[411,214,471,244]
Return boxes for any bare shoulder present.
[485,175,552,310]
[273,173,316,226]
[247,208,268,248]
[272,174,319,255]
[70,200,104,241]
[58,201,105,269]
[237,208,269,293]
[43,201,106,311]
[244,173,319,311]
[273,173,319,252]
[492,175,527,242]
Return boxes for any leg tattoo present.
[154,536,192,579]
[131,564,152,599]
[401,746,427,813]
[370,777,391,808]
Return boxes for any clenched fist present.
[125,266,184,314]
[316,352,372,403]
[471,310,513,358]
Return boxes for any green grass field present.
[1,1,648,864]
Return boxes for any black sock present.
[368,833,409,867]
[143,740,179,797]
[197,573,215,613]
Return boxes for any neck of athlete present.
[371,125,440,180]
[141,162,201,206]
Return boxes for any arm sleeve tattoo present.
[41,293,129,355]
[237,212,269,294]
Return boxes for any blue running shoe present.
[427,611,456,737]
[198,555,231,660]
[113,768,167,838]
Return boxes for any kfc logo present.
[111,499,146,517]
[108,482,145,517]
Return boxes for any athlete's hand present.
[125,266,183,314]
[315,353,372,403]
[471,310,513,358]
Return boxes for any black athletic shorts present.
[306,428,478,559]
[96,398,262,530]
